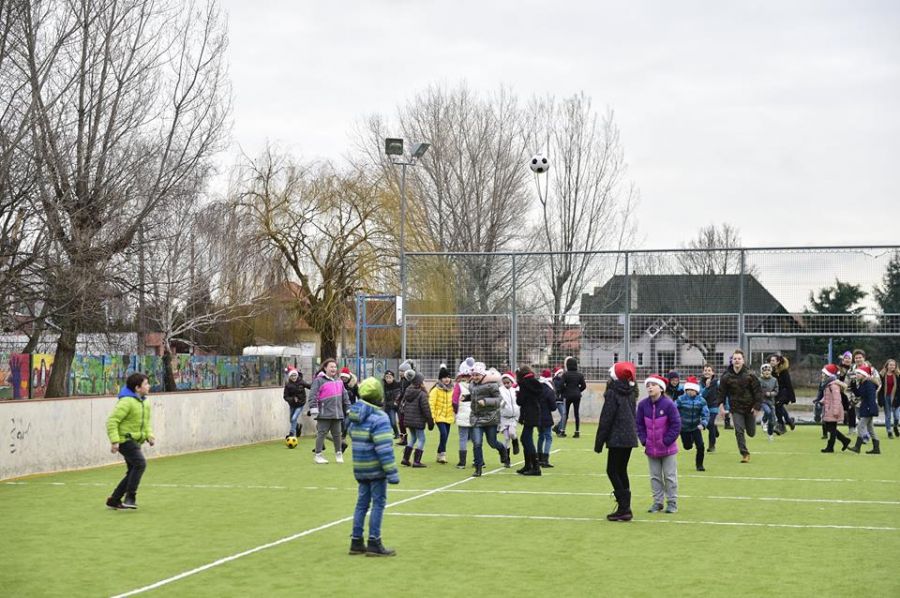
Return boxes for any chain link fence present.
[401,246,900,382]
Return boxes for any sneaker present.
[707,446,715,453]
[106,497,124,510]
[647,503,664,513]
[121,498,138,510]
[696,465,706,471]
[768,434,774,442]
[740,454,750,463]
[335,452,344,464]
[314,453,328,464]
[665,504,678,514]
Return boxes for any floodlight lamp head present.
[385,138,404,156]
[411,142,430,159]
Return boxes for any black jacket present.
[401,385,433,429]
[515,376,544,426]
[700,376,720,409]
[539,383,558,427]
[719,365,763,415]
[561,357,586,401]
[283,378,310,408]
[774,361,796,404]
[382,380,401,411]
[594,379,639,452]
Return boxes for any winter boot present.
[866,438,881,454]
[349,537,367,555]
[724,414,733,430]
[894,423,899,437]
[473,463,483,477]
[512,438,520,455]
[540,452,555,468]
[365,538,396,557]
[516,453,531,475]
[437,452,447,464]
[498,446,510,468]
[396,433,407,446]
[695,447,705,471]
[401,445,413,466]
[412,449,427,467]
[608,490,633,522]
[522,454,542,476]
[606,491,622,519]
[848,437,864,453]
[841,436,852,451]
[573,430,580,438]
[456,450,467,469]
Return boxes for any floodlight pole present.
[399,162,408,361]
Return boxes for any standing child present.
[401,372,433,467]
[666,371,684,401]
[636,374,681,514]
[877,359,900,439]
[428,365,455,464]
[348,377,399,557]
[594,362,638,521]
[676,376,709,471]
[381,371,401,439]
[514,366,543,476]
[820,364,851,452]
[537,369,558,468]
[454,361,474,469]
[499,371,521,461]
[105,373,155,509]
[848,365,880,454]
[758,364,779,440]
[283,368,310,441]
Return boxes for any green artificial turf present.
[2,424,899,597]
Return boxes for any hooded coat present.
[594,379,639,452]
[309,373,351,419]
[469,371,502,427]
[348,400,399,483]
[515,376,544,426]
[560,356,587,401]
[402,383,433,429]
[773,357,796,404]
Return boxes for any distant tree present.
[873,251,900,359]
[677,224,756,276]
[802,280,869,360]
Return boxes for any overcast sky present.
[217,0,899,251]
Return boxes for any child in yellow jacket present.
[429,365,455,464]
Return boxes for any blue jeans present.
[471,425,501,467]
[884,403,895,434]
[436,422,451,453]
[521,425,537,456]
[288,405,302,436]
[555,401,566,431]
[761,402,775,435]
[537,426,553,454]
[352,478,387,540]
[407,427,426,450]
[384,407,399,436]
[458,426,471,451]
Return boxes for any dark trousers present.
[521,425,537,456]
[564,398,581,432]
[436,422,451,453]
[606,447,633,495]
[824,421,851,450]
[775,402,793,426]
[680,428,705,468]
[111,440,146,501]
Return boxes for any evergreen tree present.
[801,280,868,361]
[874,251,900,359]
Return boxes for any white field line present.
[110,450,558,598]
[386,511,900,532]
[492,471,900,484]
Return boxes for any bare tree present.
[528,95,638,362]
[13,0,230,396]
[677,223,751,275]
[237,146,389,359]
[358,84,533,314]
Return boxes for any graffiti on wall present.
[30,353,54,399]
[1,353,31,399]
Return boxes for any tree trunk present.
[46,327,77,398]
[162,349,177,392]
[320,322,338,360]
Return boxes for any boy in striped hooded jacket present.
[348,377,399,557]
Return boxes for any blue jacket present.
[853,380,879,418]
[676,392,709,432]
[348,400,399,483]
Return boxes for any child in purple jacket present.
[636,374,682,514]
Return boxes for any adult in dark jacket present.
[718,349,762,463]
[560,356,587,438]
[538,371,559,468]
[594,362,639,521]
[769,355,796,433]
[515,367,543,476]
[284,368,311,438]
[400,373,433,468]
[381,371,402,438]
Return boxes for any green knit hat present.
[358,376,384,406]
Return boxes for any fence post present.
[510,253,518,371]
[739,249,746,354]
[355,294,362,379]
[624,251,631,363]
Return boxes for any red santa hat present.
[339,367,352,379]
[683,376,701,393]
[854,364,872,378]
[501,371,517,385]
[286,367,299,379]
[541,369,552,379]
[608,362,636,383]
[822,364,839,377]
[644,374,668,391]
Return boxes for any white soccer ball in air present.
[530,153,549,174]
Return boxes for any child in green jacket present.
[105,373,155,510]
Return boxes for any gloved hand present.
[594,441,604,454]
[427,419,435,431]
[308,406,319,418]
[387,472,400,485]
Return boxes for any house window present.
[637,352,644,366]
[613,352,619,362]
